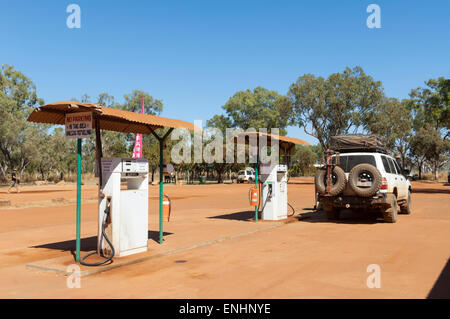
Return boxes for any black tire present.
[383,195,398,223]
[348,164,382,197]
[400,190,412,214]
[323,203,340,220]
[314,166,347,196]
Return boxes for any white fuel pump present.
[259,163,288,220]
[98,158,149,257]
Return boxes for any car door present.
[387,157,407,200]
[381,155,397,194]
[392,159,408,199]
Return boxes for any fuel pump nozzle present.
[267,184,273,199]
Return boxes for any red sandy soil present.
[0,179,449,298]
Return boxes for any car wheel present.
[348,164,382,197]
[314,166,347,196]
[383,195,398,223]
[400,190,412,215]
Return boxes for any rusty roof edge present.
[235,131,310,146]
[29,101,199,132]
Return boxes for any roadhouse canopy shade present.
[27,101,200,252]
[27,101,199,133]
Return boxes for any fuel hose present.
[80,201,115,266]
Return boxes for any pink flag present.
[132,98,144,159]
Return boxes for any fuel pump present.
[259,163,289,220]
[98,158,149,257]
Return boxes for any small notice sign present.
[65,112,93,139]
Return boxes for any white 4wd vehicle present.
[237,169,255,183]
[316,152,412,223]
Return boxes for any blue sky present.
[1,0,449,145]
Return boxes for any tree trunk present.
[0,164,7,182]
[434,156,439,181]
[418,162,422,180]
[214,163,226,184]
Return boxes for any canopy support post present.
[75,138,82,262]
[149,127,174,244]
[94,115,103,188]
[255,134,260,222]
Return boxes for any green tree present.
[207,87,292,182]
[288,66,385,152]
[291,145,317,176]
[219,86,291,134]
[367,98,413,168]
[94,93,129,158]
[409,78,450,179]
[142,134,163,182]
[0,64,44,181]
[47,127,77,181]
[121,90,163,115]
[206,115,241,183]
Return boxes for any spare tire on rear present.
[348,163,382,197]
[315,166,347,196]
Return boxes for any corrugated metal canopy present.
[27,101,199,134]
[234,131,310,146]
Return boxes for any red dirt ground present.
[0,179,449,298]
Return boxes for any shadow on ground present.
[31,231,174,252]
[427,258,450,299]
[208,210,260,222]
[412,188,450,195]
[148,230,174,243]
[288,181,314,185]
[298,208,382,224]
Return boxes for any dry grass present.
[420,172,448,182]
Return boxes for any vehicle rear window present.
[238,171,245,175]
[337,155,376,173]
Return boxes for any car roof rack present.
[337,148,388,154]
[330,134,387,154]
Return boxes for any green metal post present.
[148,127,173,245]
[76,138,82,262]
[255,160,259,222]
[159,140,164,244]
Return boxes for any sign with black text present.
[65,112,93,139]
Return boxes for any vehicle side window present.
[393,160,402,175]
[387,158,397,174]
[381,156,391,173]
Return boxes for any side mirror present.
[402,169,410,176]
